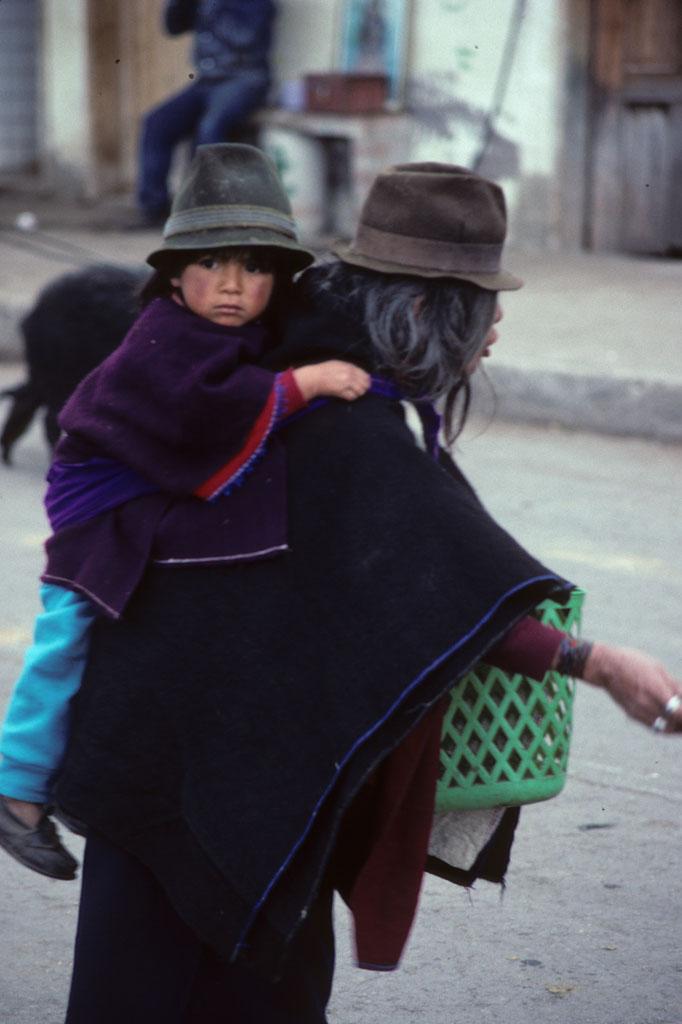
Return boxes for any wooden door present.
[88,0,191,191]
[588,0,682,254]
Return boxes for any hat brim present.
[147,227,316,274]
[332,244,523,291]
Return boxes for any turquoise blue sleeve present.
[0,583,97,803]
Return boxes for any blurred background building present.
[0,0,680,254]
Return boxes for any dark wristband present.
[555,636,594,678]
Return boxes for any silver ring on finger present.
[663,694,682,718]
[652,716,668,733]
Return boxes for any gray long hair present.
[312,261,497,441]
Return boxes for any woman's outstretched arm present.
[488,618,682,734]
[581,644,682,733]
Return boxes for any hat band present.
[164,204,298,240]
[353,223,503,274]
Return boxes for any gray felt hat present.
[334,162,522,291]
[146,143,316,273]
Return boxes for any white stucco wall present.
[29,0,575,243]
[41,0,94,192]
[409,0,519,165]
[273,0,340,81]
[407,1,563,167]
[410,0,566,245]
[273,0,570,247]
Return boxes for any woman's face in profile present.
[466,303,503,375]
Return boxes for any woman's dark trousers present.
[64,833,335,1024]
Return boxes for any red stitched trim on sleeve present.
[278,368,307,417]
[194,387,278,500]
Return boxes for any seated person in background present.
[133,0,276,227]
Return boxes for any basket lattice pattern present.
[435,589,585,811]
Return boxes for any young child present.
[0,144,371,879]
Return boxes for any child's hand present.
[293,361,371,402]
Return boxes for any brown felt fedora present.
[334,162,522,291]
[147,143,316,273]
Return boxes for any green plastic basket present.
[435,589,585,812]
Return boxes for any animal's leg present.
[0,384,42,464]
[44,407,61,450]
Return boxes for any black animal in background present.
[0,264,147,464]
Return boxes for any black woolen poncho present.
[55,277,572,974]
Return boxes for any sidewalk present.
[1,192,680,443]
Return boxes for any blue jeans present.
[138,71,270,216]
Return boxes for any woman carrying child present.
[2,150,681,1023]
[0,144,370,878]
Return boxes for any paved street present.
[1,418,681,1023]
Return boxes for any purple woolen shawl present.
[43,298,289,618]
[56,297,280,492]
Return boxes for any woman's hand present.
[293,361,371,403]
[583,643,682,734]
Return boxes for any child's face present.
[171,251,275,327]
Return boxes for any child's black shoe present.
[0,797,78,880]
